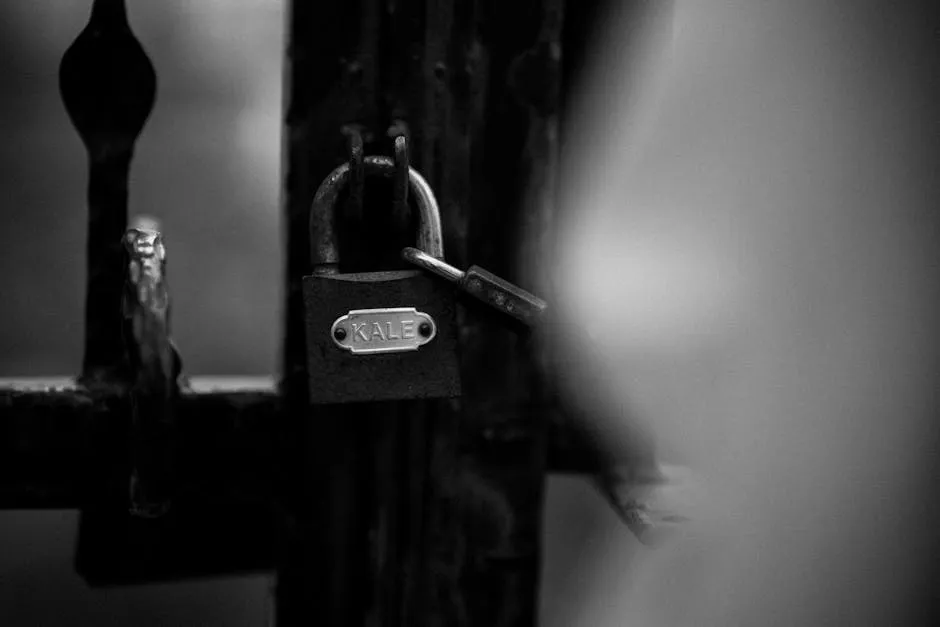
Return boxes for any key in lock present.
[302,153,461,404]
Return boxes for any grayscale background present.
[2,1,937,626]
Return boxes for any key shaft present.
[402,247,547,327]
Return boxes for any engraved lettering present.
[353,322,369,341]
[331,309,435,354]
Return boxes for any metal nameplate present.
[330,307,437,354]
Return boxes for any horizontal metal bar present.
[0,376,277,393]
[0,376,284,510]
[0,376,597,510]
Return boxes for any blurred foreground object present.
[592,463,696,547]
[548,0,939,625]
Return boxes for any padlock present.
[303,156,462,404]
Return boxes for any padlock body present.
[303,269,461,404]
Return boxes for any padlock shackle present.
[309,156,444,271]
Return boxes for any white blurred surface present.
[542,1,937,625]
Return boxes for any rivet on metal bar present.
[122,216,184,518]
[387,120,410,221]
[60,0,157,387]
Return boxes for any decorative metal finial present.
[59,0,157,385]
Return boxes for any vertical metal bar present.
[281,1,574,625]
[427,0,562,623]
[398,407,430,627]
[365,408,396,627]
[279,0,380,625]
[59,0,157,387]
[121,217,183,518]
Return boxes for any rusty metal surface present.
[282,0,570,623]
[302,270,462,404]
[0,378,279,506]
[423,1,564,624]
[0,377,596,509]
[0,376,288,586]
[59,0,157,386]
[121,219,184,518]
[309,157,446,270]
